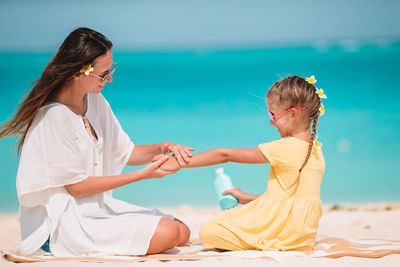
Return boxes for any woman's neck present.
[56,82,87,116]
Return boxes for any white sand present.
[1,203,400,266]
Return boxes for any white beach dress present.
[15,93,173,257]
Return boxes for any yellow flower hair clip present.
[314,135,322,147]
[80,64,94,76]
[315,88,327,99]
[306,75,317,84]
[306,75,325,143]
[319,102,325,116]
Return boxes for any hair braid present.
[299,115,319,173]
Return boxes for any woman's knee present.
[174,219,190,246]
[147,218,181,254]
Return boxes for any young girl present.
[160,75,326,251]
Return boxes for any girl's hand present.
[161,142,194,166]
[139,156,177,180]
[222,186,258,205]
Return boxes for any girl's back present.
[259,137,325,201]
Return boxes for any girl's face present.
[78,50,114,94]
[267,97,295,138]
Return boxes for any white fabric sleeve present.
[97,94,134,176]
[16,106,88,207]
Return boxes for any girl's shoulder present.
[260,137,300,147]
[258,138,290,157]
[277,137,319,148]
[258,137,318,155]
[286,137,311,146]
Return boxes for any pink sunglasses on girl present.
[268,107,305,122]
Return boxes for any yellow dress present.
[200,137,325,251]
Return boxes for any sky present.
[1,0,400,51]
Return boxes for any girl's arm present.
[157,148,267,204]
[159,147,269,171]
[65,156,173,198]
[128,142,194,166]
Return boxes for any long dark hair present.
[0,27,113,155]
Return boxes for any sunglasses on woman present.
[90,63,117,85]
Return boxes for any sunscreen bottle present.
[214,168,238,210]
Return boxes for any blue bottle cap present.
[215,168,224,174]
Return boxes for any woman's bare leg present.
[146,217,180,254]
[174,218,190,246]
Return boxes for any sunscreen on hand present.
[214,168,238,210]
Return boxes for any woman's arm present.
[127,143,166,166]
[128,142,194,166]
[160,147,269,171]
[65,156,172,198]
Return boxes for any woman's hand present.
[222,186,259,205]
[161,142,194,166]
[139,155,177,180]
[152,154,182,172]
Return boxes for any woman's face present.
[78,50,114,94]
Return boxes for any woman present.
[0,27,192,256]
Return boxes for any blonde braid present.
[299,115,319,173]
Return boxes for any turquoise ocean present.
[1,43,400,212]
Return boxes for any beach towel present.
[2,238,400,263]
